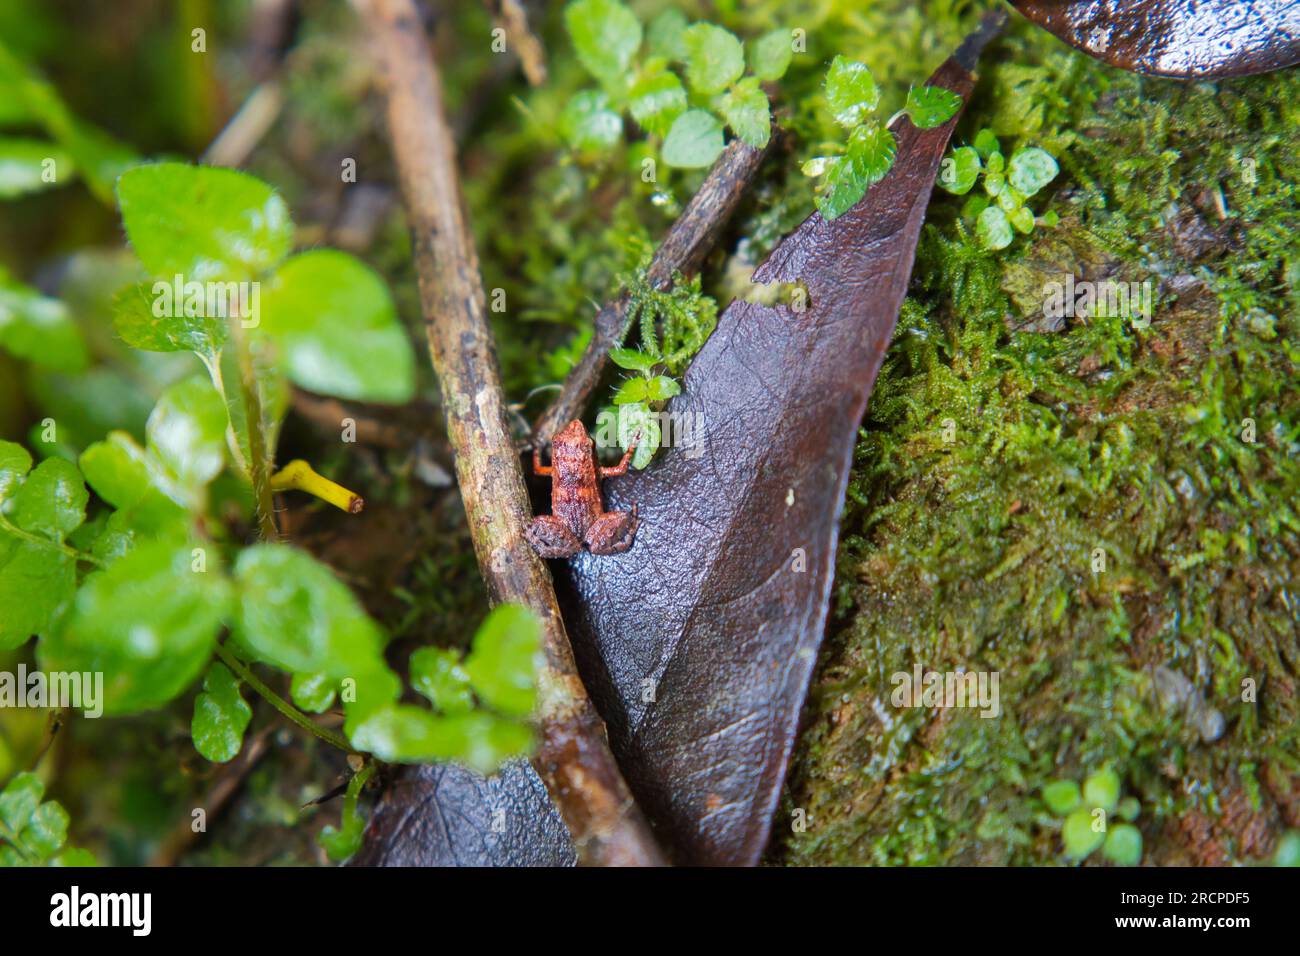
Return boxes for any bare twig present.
[532,134,776,447]
[357,0,664,866]
[484,0,548,86]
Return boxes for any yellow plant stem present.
[270,459,365,514]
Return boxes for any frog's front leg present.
[584,505,639,555]
[526,515,582,558]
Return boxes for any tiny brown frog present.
[527,419,638,558]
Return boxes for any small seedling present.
[939,129,1059,249]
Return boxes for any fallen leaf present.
[1012,0,1300,78]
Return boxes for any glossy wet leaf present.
[349,705,532,773]
[463,604,541,717]
[1013,0,1300,78]
[608,347,657,371]
[0,441,31,501]
[0,537,76,649]
[977,205,1014,250]
[939,145,981,195]
[192,662,252,763]
[0,137,74,198]
[145,376,227,501]
[824,56,879,128]
[904,85,963,129]
[78,432,190,534]
[290,672,336,713]
[260,250,415,404]
[1007,146,1059,198]
[409,646,473,715]
[231,543,387,680]
[112,280,227,356]
[10,457,87,541]
[39,540,230,714]
[116,163,292,281]
[682,23,744,95]
[561,90,623,151]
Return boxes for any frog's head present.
[552,419,592,462]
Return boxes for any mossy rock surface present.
[768,18,1300,866]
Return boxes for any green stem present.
[0,514,100,567]
[227,322,279,541]
[214,643,353,753]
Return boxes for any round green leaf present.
[1083,766,1121,813]
[973,128,999,157]
[350,704,532,773]
[561,90,624,150]
[260,250,415,404]
[628,71,686,139]
[116,163,293,281]
[1062,808,1105,859]
[824,56,879,128]
[662,110,725,169]
[612,376,650,405]
[749,29,793,81]
[145,376,227,499]
[976,205,1014,250]
[682,23,744,95]
[646,8,688,61]
[0,439,32,501]
[191,662,251,763]
[904,85,962,129]
[11,457,87,541]
[1042,779,1081,816]
[290,672,337,714]
[565,0,642,87]
[1102,823,1143,866]
[1008,146,1059,197]
[39,540,229,714]
[0,772,42,834]
[112,280,227,356]
[608,347,656,371]
[21,801,68,859]
[409,646,473,715]
[938,146,981,195]
[618,401,661,470]
[463,604,541,717]
[0,538,75,649]
[847,124,897,187]
[719,78,770,149]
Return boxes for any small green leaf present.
[1083,766,1121,813]
[52,847,98,867]
[682,23,744,95]
[1117,796,1141,822]
[1007,146,1059,197]
[0,439,32,501]
[938,146,980,195]
[565,0,642,88]
[291,672,337,713]
[984,171,1004,197]
[645,375,681,401]
[985,150,1005,175]
[116,163,293,281]
[145,377,227,501]
[748,29,793,81]
[21,801,68,858]
[976,206,1013,250]
[232,543,387,680]
[79,432,190,532]
[0,277,88,372]
[618,401,661,470]
[260,250,415,404]
[111,280,227,356]
[1062,808,1104,860]
[645,8,688,61]
[11,457,87,541]
[816,156,866,221]
[409,646,473,715]
[973,128,999,157]
[349,705,532,773]
[0,539,75,649]
[464,604,541,717]
[38,540,230,714]
[904,85,962,129]
[1274,831,1300,867]
[613,377,650,405]
[1042,780,1081,816]
[1102,823,1143,866]
[0,137,74,198]
[0,772,42,834]
[661,110,725,168]
[1040,209,1060,228]
[191,662,252,763]
[997,183,1026,214]
[824,56,879,128]
[608,347,657,371]
[627,70,686,138]
[561,90,623,150]
[719,77,770,149]
[846,124,897,187]
[1009,204,1035,234]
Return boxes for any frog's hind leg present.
[583,506,639,555]
[526,515,582,558]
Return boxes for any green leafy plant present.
[603,270,716,468]
[562,0,792,168]
[0,772,97,866]
[1044,767,1143,866]
[802,56,963,220]
[938,129,1060,249]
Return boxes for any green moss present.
[771,26,1300,866]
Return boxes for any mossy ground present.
[766,14,1300,866]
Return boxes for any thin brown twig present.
[532,133,776,447]
[357,0,664,866]
[484,0,548,86]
